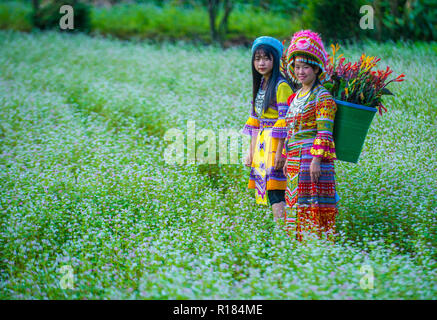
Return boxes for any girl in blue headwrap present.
[242,36,293,221]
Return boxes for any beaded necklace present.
[287,88,311,136]
[254,77,267,117]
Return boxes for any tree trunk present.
[208,0,219,43]
[208,0,234,46]
[218,0,233,38]
[389,0,399,17]
[32,0,40,11]
[374,0,382,41]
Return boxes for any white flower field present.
[0,30,435,299]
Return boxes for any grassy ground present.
[0,30,436,299]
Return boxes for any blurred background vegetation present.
[0,0,435,46]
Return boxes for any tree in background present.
[32,0,40,11]
[18,0,436,42]
[372,0,436,41]
[32,0,91,32]
[207,0,233,45]
[300,0,436,42]
[301,0,364,42]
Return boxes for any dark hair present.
[251,44,281,113]
[310,65,322,92]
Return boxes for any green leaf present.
[380,87,394,96]
[324,82,334,92]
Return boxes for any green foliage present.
[91,3,210,41]
[1,0,436,42]
[0,1,300,43]
[91,2,300,43]
[135,0,305,13]
[227,6,298,41]
[259,0,306,15]
[301,0,364,42]
[0,2,33,31]
[32,0,91,32]
[371,0,437,41]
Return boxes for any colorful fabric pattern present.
[283,84,338,241]
[285,30,330,84]
[252,36,284,60]
[243,77,293,205]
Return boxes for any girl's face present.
[294,59,319,86]
[253,50,273,78]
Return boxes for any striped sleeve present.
[281,93,296,158]
[242,105,260,137]
[272,82,293,139]
[310,91,337,160]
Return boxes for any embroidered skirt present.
[248,127,287,205]
[284,138,338,241]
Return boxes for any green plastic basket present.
[333,99,377,163]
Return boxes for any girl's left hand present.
[310,157,321,183]
[274,153,285,170]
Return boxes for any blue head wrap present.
[251,36,284,59]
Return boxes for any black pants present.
[268,190,285,206]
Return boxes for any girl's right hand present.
[283,161,287,176]
[245,153,253,167]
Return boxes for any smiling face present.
[294,58,320,87]
[253,49,273,78]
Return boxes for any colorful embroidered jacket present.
[242,76,293,204]
[242,77,292,138]
[282,84,337,160]
[282,84,338,241]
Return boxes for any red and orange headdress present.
[286,30,329,83]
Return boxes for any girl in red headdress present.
[282,30,339,242]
